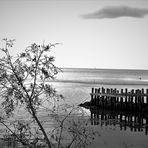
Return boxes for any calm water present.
[49,68,148,148]
[51,68,148,105]
[1,68,148,147]
[55,68,148,85]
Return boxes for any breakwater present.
[80,87,148,113]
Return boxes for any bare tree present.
[0,39,98,148]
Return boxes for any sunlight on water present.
[49,68,148,105]
[55,68,148,85]
[1,68,148,147]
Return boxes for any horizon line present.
[59,67,148,71]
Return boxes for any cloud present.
[82,6,148,19]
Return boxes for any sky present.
[0,0,148,70]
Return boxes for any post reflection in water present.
[90,108,148,135]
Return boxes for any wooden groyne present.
[88,87,148,112]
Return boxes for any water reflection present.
[89,108,148,135]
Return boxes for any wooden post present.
[131,89,134,111]
[96,88,100,106]
[125,88,128,110]
[138,89,142,111]
[91,88,94,106]
[128,89,131,110]
[102,87,105,108]
[106,88,110,108]
[109,88,112,109]
[114,88,117,108]
[116,90,119,110]
[146,89,148,105]
[141,88,144,103]
[141,88,144,109]
[110,88,114,110]
[94,88,98,106]
[104,88,108,108]
[135,89,138,111]
[120,89,124,110]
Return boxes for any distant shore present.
[49,79,148,86]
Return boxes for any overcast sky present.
[0,0,148,69]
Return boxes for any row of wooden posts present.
[90,87,148,112]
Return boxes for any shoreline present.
[60,67,148,71]
[49,79,148,86]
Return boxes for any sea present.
[48,68,148,148]
[1,68,148,147]
[49,68,148,148]
[51,68,148,105]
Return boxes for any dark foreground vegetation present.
[0,39,97,148]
